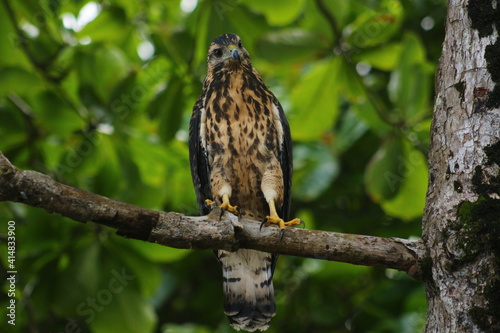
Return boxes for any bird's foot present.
[260,215,304,239]
[220,200,240,217]
[205,197,241,219]
[204,199,216,209]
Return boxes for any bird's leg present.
[220,193,240,217]
[261,199,302,238]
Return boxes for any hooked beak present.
[230,48,240,61]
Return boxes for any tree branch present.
[0,152,425,279]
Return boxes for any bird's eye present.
[214,49,223,58]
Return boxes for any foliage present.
[0,0,446,332]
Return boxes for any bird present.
[189,33,301,331]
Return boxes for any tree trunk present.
[423,0,500,331]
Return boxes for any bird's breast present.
[204,79,278,216]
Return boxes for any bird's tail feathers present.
[218,249,276,332]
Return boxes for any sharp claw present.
[260,217,268,231]
[236,207,243,221]
[279,228,285,240]
[300,219,306,228]
[219,207,225,220]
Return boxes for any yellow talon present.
[220,194,240,216]
[261,199,303,238]
[204,199,215,208]
[205,195,240,219]
[263,216,302,229]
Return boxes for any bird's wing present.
[189,93,211,215]
[266,97,292,276]
[274,98,293,222]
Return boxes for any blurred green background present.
[0,0,446,332]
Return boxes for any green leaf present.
[115,140,169,210]
[16,212,83,262]
[412,118,432,147]
[300,0,351,39]
[108,0,141,20]
[162,140,198,212]
[226,5,271,51]
[396,33,426,64]
[60,68,83,111]
[75,45,130,103]
[110,56,171,120]
[152,30,193,70]
[337,58,366,102]
[58,0,85,15]
[289,57,341,141]
[350,99,391,136]
[388,33,433,121]
[51,241,102,316]
[33,91,86,137]
[345,0,403,49]
[316,261,370,283]
[76,6,130,44]
[94,47,130,103]
[89,135,123,197]
[128,135,169,187]
[60,132,105,182]
[293,143,339,201]
[365,136,404,202]
[335,109,368,152]
[380,143,427,220]
[0,67,44,96]
[91,288,157,333]
[48,236,158,333]
[245,0,306,26]
[104,237,162,297]
[9,0,65,64]
[39,138,67,171]
[356,42,403,71]
[88,271,157,333]
[146,75,186,143]
[256,29,327,63]
[115,237,190,263]
[0,105,26,151]
[108,70,139,119]
[0,5,30,68]
[161,323,212,333]
[186,1,212,69]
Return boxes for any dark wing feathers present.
[189,94,212,215]
[270,97,292,276]
[274,98,293,222]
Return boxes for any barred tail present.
[217,249,276,332]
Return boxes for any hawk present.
[189,33,300,331]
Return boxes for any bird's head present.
[207,33,251,73]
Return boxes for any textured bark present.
[423,0,500,331]
[0,151,424,274]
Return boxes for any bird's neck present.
[208,63,259,85]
